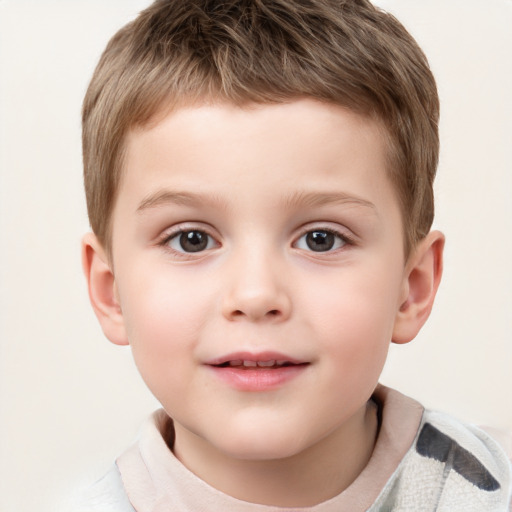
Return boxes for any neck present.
[172,400,378,507]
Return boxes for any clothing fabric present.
[77,386,512,511]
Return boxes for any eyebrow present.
[136,188,377,214]
[137,190,227,213]
[283,190,377,212]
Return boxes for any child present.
[79,0,512,510]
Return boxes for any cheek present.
[303,269,401,372]
[117,271,212,390]
[121,262,214,331]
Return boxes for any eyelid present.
[158,221,218,240]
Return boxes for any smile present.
[215,359,301,369]
[206,352,309,391]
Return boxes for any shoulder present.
[420,409,512,489]
[399,409,512,511]
[71,464,135,512]
[370,388,512,511]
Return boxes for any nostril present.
[229,308,281,320]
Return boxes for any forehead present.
[117,99,399,222]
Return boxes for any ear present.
[81,232,129,346]
[392,230,445,344]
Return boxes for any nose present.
[221,250,292,323]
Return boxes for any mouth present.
[213,359,306,369]
[205,352,309,391]
[206,351,308,369]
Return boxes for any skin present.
[83,99,444,507]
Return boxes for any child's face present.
[109,99,410,461]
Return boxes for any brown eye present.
[306,231,335,252]
[168,230,215,253]
[295,229,347,253]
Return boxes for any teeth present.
[256,360,276,367]
[242,360,277,367]
[224,359,293,368]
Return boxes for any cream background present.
[0,1,511,510]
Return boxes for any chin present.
[211,423,309,461]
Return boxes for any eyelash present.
[157,225,354,257]
[293,227,354,253]
[158,225,219,258]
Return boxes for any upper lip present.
[205,351,307,367]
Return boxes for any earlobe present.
[392,230,445,344]
[81,233,129,346]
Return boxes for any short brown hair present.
[83,0,439,256]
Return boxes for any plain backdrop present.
[0,1,511,510]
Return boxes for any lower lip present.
[207,365,308,391]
